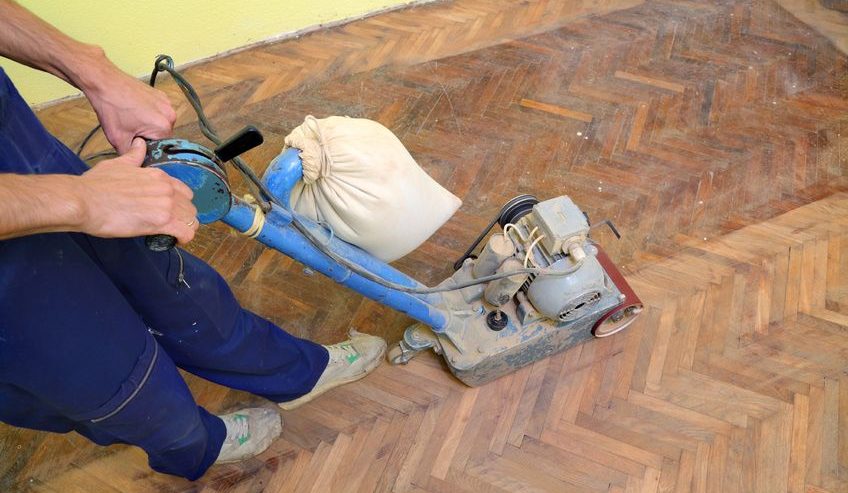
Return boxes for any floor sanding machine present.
[91,56,643,387]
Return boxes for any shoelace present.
[228,414,250,446]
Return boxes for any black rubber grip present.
[214,125,264,162]
[145,234,177,252]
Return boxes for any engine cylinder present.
[473,233,514,278]
[484,258,529,306]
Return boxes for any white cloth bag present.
[284,115,462,262]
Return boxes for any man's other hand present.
[76,138,198,244]
[0,1,176,153]
[85,64,177,154]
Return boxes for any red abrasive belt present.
[593,244,643,337]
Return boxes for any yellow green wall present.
[3,0,414,106]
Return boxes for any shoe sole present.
[278,344,386,411]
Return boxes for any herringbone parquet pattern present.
[2,0,848,491]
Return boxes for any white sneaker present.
[215,407,282,464]
[279,329,387,411]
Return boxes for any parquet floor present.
[775,0,848,54]
[2,0,848,491]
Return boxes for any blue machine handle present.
[220,148,451,333]
[146,141,451,333]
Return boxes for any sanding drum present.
[592,245,643,337]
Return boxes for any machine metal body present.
[145,139,642,387]
[386,192,643,385]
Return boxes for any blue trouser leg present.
[0,233,225,480]
[74,234,329,401]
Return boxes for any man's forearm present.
[0,1,115,94]
[0,1,177,153]
[0,174,85,240]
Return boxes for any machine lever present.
[589,219,621,239]
[214,125,264,162]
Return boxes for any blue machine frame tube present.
[262,148,304,209]
[222,197,450,332]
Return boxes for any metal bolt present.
[567,243,587,262]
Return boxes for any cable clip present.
[241,194,266,239]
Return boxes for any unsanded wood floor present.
[3,0,848,491]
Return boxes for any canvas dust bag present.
[283,115,462,262]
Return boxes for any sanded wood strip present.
[519,98,594,122]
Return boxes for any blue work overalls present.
[0,68,329,480]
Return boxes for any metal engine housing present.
[519,195,606,322]
[526,254,606,322]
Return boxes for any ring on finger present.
[186,219,197,227]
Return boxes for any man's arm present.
[0,0,103,87]
[0,139,199,242]
[0,0,176,153]
[0,2,197,242]
[0,174,86,240]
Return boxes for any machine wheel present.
[387,341,419,365]
[593,304,642,337]
[388,323,441,365]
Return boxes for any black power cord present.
[146,55,271,212]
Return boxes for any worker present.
[0,1,386,481]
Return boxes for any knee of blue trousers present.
[72,335,227,481]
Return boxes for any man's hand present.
[76,138,198,243]
[0,139,199,242]
[84,65,177,154]
[0,1,177,154]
